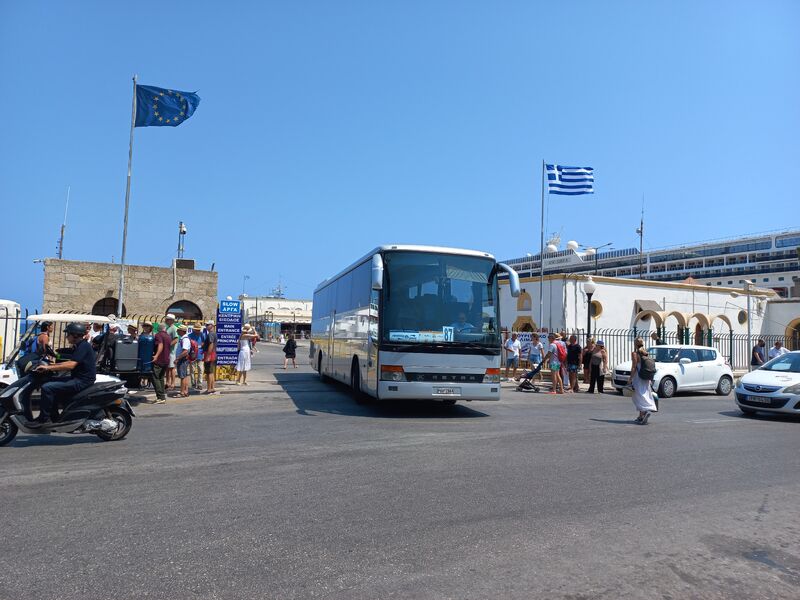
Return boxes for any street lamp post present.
[242,274,250,296]
[589,242,614,275]
[745,280,754,371]
[583,276,597,343]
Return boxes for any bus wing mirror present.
[497,263,520,297]
[371,254,384,290]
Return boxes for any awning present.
[634,299,663,313]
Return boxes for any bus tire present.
[351,360,370,404]
[317,353,330,383]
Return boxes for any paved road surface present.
[1,343,798,599]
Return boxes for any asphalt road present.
[1,343,798,600]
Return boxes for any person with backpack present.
[586,339,608,394]
[172,323,192,398]
[283,333,298,369]
[629,337,658,424]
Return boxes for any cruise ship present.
[501,229,800,298]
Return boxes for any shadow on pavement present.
[588,418,641,425]
[719,409,800,423]
[274,372,490,419]
[9,434,103,448]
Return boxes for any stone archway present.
[513,316,537,331]
[92,297,127,317]
[166,300,203,321]
[786,318,800,351]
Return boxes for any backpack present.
[556,341,567,363]
[23,335,39,355]
[638,355,657,380]
[188,338,199,362]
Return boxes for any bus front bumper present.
[377,381,500,401]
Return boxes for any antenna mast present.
[57,186,70,259]
[636,198,644,278]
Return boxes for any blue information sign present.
[216,300,242,366]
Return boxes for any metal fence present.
[591,328,790,371]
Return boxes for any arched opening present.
[694,323,704,346]
[786,318,800,351]
[166,300,202,321]
[92,297,126,317]
[516,290,532,312]
[512,316,537,332]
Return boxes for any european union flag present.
[135,84,200,128]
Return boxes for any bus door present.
[364,290,379,395]
[326,310,335,376]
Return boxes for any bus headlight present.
[380,365,406,382]
[483,368,501,383]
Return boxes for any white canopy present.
[26,313,112,324]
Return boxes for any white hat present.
[165,313,176,321]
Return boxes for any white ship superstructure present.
[502,229,800,298]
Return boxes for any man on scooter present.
[31,323,96,426]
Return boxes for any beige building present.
[239,295,311,333]
[43,259,218,321]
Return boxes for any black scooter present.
[0,367,134,446]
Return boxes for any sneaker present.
[634,415,643,424]
[641,412,651,425]
[155,398,166,404]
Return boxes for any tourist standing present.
[529,333,544,383]
[283,334,298,369]
[504,333,522,380]
[582,338,595,388]
[173,323,191,398]
[628,337,658,424]
[236,325,258,385]
[768,340,788,360]
[137,322,155,388]
[586,340,608,394]
[151,320,172,404]
[542,333,564,394]
[566,335,583,392]
[164,313,178,389]
[750,339,766,368]
[203,321,218,394]
[650,331,665,346]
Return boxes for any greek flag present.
[546,164,594,195]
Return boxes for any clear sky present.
[1,1,798,311]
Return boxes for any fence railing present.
[506,326,790,372]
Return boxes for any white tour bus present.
[310,245,520,403]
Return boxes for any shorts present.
[549,359,561,371]
[204,361,216,375]
[567,364,579,373]
[176,358,189,379]
[506,356,519,368]
[169,352,176,369]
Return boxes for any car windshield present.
[382,251,499,347]
[648,347,681,362]
[760,353,800,373]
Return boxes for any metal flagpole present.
[539,160,546,331]
[117,74,138,316]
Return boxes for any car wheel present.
[658,377,676,398]
[716,376,733,396]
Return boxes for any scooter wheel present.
[95,408,132,442]
[0,417,19,447]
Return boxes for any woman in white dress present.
[628,337,658,424]
[236,325,258,385]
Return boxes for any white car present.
[612,344,734,398]
[735,351,800,417]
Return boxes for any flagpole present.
[117,74,137,317]
[539,160,546,331]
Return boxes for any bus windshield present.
[382,251,500,347]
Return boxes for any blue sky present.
[1,1,798,310]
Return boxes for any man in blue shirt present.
[32,323,96,425]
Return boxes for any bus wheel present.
[318,353,329,382]
[351,361,370,405]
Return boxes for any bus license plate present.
[746,395,772,404]
[434,387,461,396]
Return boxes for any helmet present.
[64,323,87,337]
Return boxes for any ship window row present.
[650,241,771,262]
[776,235,800,248]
